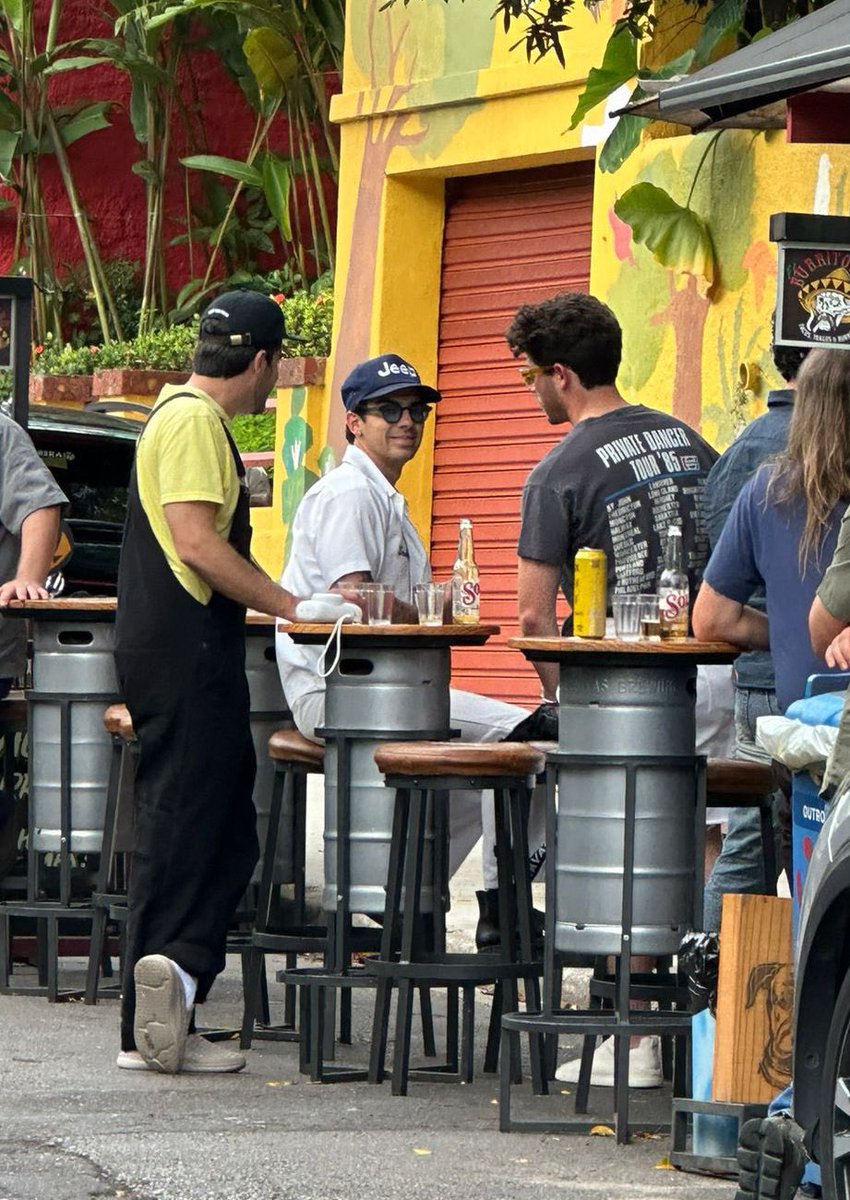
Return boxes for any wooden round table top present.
[281,622,499,646]
[5,597,117,612]
[508,635,739,664]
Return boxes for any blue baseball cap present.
[341,353,441,411]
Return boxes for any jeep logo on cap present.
[376,359,418,381]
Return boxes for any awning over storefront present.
[641,0,850,129]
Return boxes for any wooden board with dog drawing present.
[713,894,793,1104]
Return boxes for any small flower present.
[272,293,285,304]
[34,345,43,354]
[89,345,98,353]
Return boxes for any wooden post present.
[713,894,793,1104]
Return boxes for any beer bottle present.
[657,524,689,639]
[452,517,480,625]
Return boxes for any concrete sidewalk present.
[0,942,738,1200]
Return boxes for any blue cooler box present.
[791,770,828,937]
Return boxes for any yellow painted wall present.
[589,133,850,448]
[269,0,850,563]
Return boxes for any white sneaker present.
[118,1034,246,1074]
[554,1035,663,1088]
[133,954,190,1074]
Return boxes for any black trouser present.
[116,615,258,1052]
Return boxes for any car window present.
[33,429,136,525]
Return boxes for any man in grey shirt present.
[0,411,67,689]
[0,409,66,872]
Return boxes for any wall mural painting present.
[279,385,320,564]
[328,0,494,460]
[328,2,427,460]
[607,130,759,441]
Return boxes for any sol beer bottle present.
[452,517,480,625]
[658,524,689,639]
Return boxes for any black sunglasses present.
[358,399,432,425]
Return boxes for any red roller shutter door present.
[432,163,594,706]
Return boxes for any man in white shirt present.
[277,353,544,947]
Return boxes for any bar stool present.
[367,740,545,1096]
[84,703,136,1003]
[500,752,701,1140]
[241,727,330,1048]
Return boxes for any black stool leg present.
[369,785,410,1085]
[242,763,288,1048]
[509,781,545,1092]
[392,785,428,1096]
[493,786,521,1085]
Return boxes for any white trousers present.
[290,687,546,888]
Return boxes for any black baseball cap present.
[341,353,441,411]
[199,290,300,348]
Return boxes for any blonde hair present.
[768,348,850,569]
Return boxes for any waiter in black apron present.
[114,292,300,1075]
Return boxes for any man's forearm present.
[182,535,298,619]
[519,609,561,700]
[17,506,61,585]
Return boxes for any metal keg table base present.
[500,753,703,1143]
[283,727,452,1082]
[0,691,117,1001]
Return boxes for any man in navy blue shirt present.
[700,343,807,931]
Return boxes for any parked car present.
[793,779,850,1199]
[26,404,139,595]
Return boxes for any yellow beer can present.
[572,547,607,638]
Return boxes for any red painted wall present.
[0,0,336,296]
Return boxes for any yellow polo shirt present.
[136,385,240,604]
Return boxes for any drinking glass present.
[612,593,641,641]
[638,593,662,641]
[414,582,445,626]
[359,582,394,626]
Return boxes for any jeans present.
[703,687,781,932]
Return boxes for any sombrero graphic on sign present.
[770,212,850,351]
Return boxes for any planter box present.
[92,368,188,400]
[276,356,326,388]
[29,374,92,409]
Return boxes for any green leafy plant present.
[230,409,275,453]
[32,335,102,376]
[276,282,333,358]
[0,0,125,342]
[32,318,199,375]
[57,259,144,345]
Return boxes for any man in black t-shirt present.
[506,291,718,704]
[505,291,720,1091]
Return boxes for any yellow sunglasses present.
[518,363,555,388]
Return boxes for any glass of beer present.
[639,594,662,641]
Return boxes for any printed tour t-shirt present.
[518,404,718,632]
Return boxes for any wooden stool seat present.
[103,704,135,741]
[706,757,774,796]
[268,728,325,771]
[375,740,545,780]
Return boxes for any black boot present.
[475,889,501,952]
[475,888,546,953]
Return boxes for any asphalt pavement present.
[0,893,739,1200]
